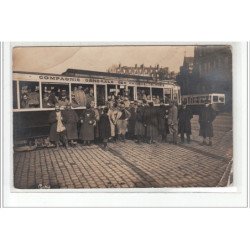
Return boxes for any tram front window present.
[71,84,94,108]
[128,86,134,101]
[13,81,18,109]
[213,96,219,103]
[137,87,150,101]
[19,81,40,109]
[42,83,69,108]
[164,88,171,104]
[96,85,106,106]
[107,85,116,100]
[152,88,163,104]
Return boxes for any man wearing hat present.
[199,99,217,146]
[178,99,193,143]
[49,104,68,149]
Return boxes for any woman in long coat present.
[79,103,96,145]
[199,101,217,146]
[63,104,79,145]
[134,101,145,143]
[143,102,158,143]
[178,101,193,143]
[99,107,111,149]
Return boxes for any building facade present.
[177,45,232,110]
[107,64,171,80]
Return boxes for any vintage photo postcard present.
[1,42,248,207]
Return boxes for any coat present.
[158,105,169,135]
[134,106,145,136]
[199,105,217,138]
[168,105,178,134]
[63,109,79,140]
[128,107,136,135]
[99,113,111,140]
[143,106,158,139]
[49,111,67,142]
[178,106,193,134]
[108,108,118,137]
[79,109,96,141]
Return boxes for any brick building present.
[108,64,170,80]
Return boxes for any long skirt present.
[65,123,78,140]
[135,121,145,136]
[79,123,95,141]
[146,125,158,140]
[117,119,128,135]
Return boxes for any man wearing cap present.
[199,99,217,146]
[134,101,145,144]
[116,102,131,142]
[49,104,68,149]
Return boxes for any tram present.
[181,93,226,114]
[13,69,181,141]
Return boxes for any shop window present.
[219,96,225,103]
[19,81,40,109]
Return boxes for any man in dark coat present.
[63,103,79,146]
[199,100,217,146]
[127,101,137,140]
[99,107,111,150]
[79,103,96,146]
[158,100,169,143]
[144,101,158,144]
[178,100,193,143]
[49,104,68,149]
[134,101,145,144]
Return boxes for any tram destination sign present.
[13,72,166,87]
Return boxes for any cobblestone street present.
[14,114,233,189]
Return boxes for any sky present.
[13,45,194,74]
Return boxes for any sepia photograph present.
[11,44,233,189]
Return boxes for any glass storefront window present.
[42,83,69,108]
[71,84,94,108]
[19,81,40,109]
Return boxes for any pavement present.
[13,114,233,189]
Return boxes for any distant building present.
[176,56,194,95]
[192,45,232,110]
[177,45,232,110]
[107,64,171,80]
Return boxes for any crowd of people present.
[48,97,217,150]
